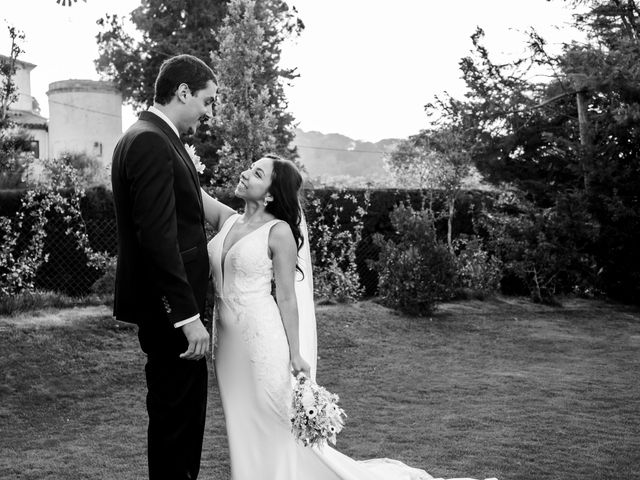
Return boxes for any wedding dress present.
[208,213,495,480]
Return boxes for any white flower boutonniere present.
[184,144,205,174]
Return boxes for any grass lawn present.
[1,297,639,479]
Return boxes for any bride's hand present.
[290,353,311,378]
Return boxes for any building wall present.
[47,80,122,163]
[29,128,49,160]
[11,64,34,112]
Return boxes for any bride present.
[201,154,495,480]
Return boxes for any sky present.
[1,0,583,143]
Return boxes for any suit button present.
[161,296,172,313]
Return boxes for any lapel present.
[139,111,204,216]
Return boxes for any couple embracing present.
[111,54,494,480]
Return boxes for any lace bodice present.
[208,214,283,304]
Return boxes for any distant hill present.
[291,129,401,185]
[291,128,490,190]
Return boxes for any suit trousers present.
[139,315,208,480]
[144,354,208,480]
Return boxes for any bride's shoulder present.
[267,220,294,244]
[268,221,297,260]
[268,219,292,233]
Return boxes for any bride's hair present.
[263,154,304,257]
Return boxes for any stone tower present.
[47,79,122,163]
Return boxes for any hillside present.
[291,128,489,190]
[291,128,400,185]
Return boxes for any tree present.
[385,126,472,251]
[427,1,640,302]
[96,1,227,112]
[384,135,443,195]
[427,127,473,251]
[0,25,34,189]
[95,0,302,186]
[251,0,303,159]
[210,0,277,183]
[0,24,25,126]
[427,27,578,206]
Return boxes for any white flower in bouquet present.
[290,373,347,448]
[184,143,205,174]
[301,388,315,410]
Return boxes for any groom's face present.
[178,80,217,134]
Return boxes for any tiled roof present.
[0,54,36,70]
[8,109,48,125]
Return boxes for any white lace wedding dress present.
[208,214,495,480]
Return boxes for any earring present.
[264,198,269,207]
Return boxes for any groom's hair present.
[154,54,216,105]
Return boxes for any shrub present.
[42,152,108,188]
[306,190,369,303]
[479,191,600,303]
[369,204,457,316]
[0,125,35,189]
[453,235,503,299]
[90,256,116,303]
[1,160,110,299]
[313,261,363,304]
[589,187,640,304]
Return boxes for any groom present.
[111,54,217,480]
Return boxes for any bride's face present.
[235,157,275,202]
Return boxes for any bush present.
[90,256,116,304]
[42,152,109,188]
[479,191,600,303]
[1,163,110,299]
[369,204,457,316]
[0,125,36,189]
[589,188,640,304]
[453,235,502,299]
[306,190,369,303]
[313,262,362,304]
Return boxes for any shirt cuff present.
[174,314,200,328]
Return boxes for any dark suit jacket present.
[111,111,209,326]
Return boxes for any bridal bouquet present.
[290,373,347,448]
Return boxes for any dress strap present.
[262,219,287,238]
[261,219,287,257]
[264,218,286,229]
[219,213,240,235]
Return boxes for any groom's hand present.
[180,320,210,360]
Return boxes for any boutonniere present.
[184,144,205,174]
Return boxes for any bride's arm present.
[270,222,311,378]
[201,188,236,231]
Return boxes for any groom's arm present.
[126,131,201,325]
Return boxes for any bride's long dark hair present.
[263,154,304,257]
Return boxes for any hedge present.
[1,186,496,297]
